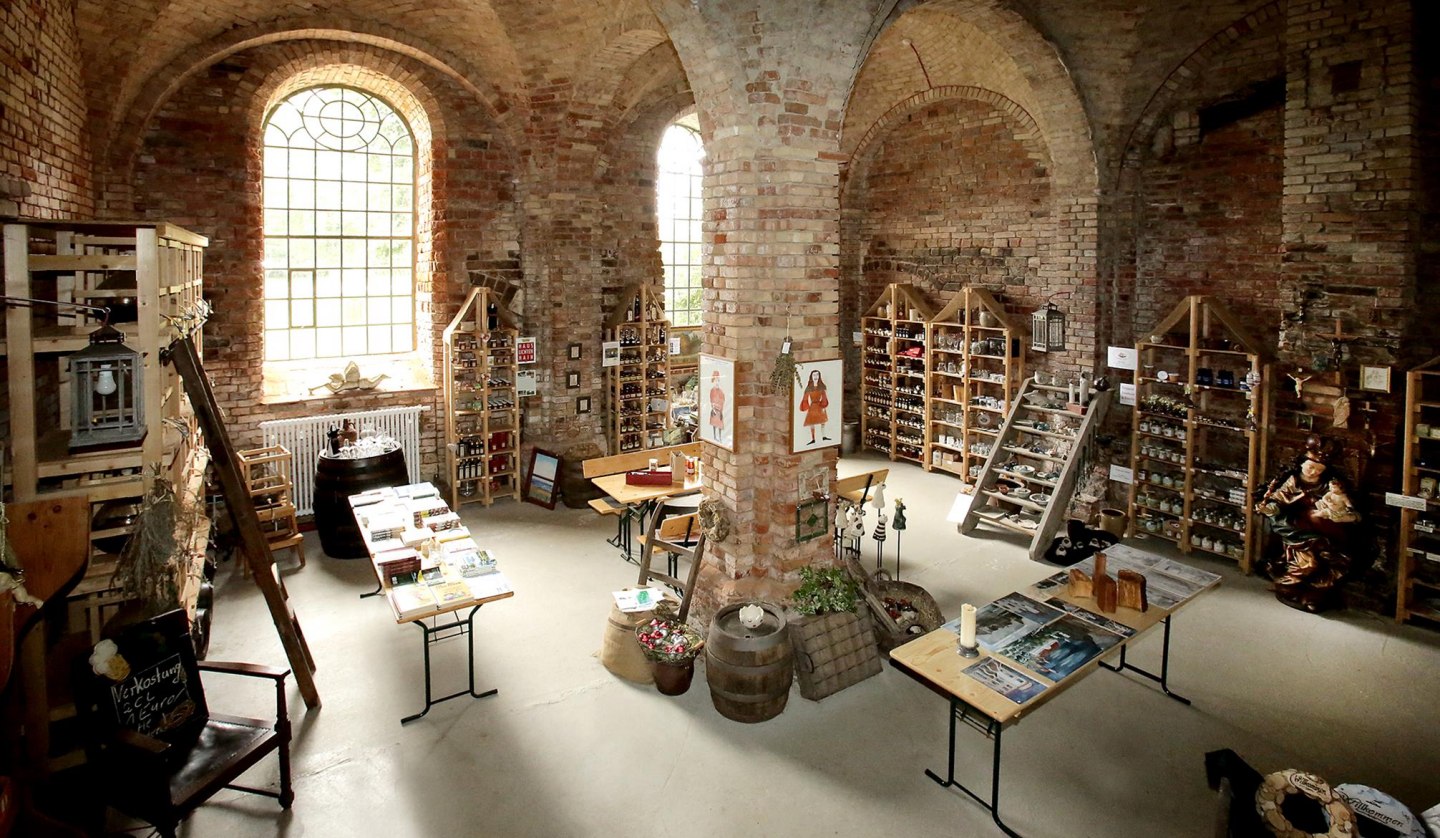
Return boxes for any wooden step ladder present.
[959,380,1111,562]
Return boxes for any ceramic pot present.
[652,658,697,696]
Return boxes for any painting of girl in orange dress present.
[791,359,842,453]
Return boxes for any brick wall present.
[0,0,93,218]
[119,41,520,481]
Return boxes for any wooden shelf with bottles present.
[1396,358,1440,627]
[606,284,670,454]
[1126,295,1271,572]
[860,283,936,465]
[924,287,1026,481]
[442,286,521,510]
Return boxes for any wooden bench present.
[836,468,888,505]
[582,443,701,557]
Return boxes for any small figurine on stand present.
[891,498,907,580]
[845,503,866,559]
[868,484,888,572]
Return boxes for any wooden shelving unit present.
[1396,358,1440,626]
[441,286,521,509]
[924,287,1025,481]
[606,284,670,454]
[860,283,935,464]
[2,220,206,630]
[1126,295,1270,572]
[958,381,1110,561]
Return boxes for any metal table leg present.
[401,604,498,724]
[924,698,1023,838]
[1097,615,1190,705]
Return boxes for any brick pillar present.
[654,0,890,618]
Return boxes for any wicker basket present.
[789,609,882,701]
[845,556,945,655]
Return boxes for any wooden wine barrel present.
[313,447,409,558]
[706,602,792,723]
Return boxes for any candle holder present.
[957,638,980,658]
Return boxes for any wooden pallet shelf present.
[441,286,522,509]
[859,283,935,465]
[1396,358,1440,627]
[606,284,670,454]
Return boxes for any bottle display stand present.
[605,285,670,454]
[1396,357,1440,626]
[441,286,521,510]
[860,283,936,464]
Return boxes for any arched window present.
[657,116,704,327]
[262,87,415,362]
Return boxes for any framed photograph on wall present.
[576,396,592,414]
[568,342,583,361]
[699,354,736,452]
[566,371,580,389]
[791,358,843,453]
[1359,364,1391,393]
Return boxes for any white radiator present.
[260,406,423,516]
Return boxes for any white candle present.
[959,603,977,648]
[1079,375,1090,405]
[1067,383,1076,403]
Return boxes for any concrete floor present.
[189,453,1440,838]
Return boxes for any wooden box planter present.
[790,609,882,701]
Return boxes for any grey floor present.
[190,452,1440,838]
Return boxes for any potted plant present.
[787,565,882,701]
[634,604,705,695]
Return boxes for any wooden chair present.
[635,498,706,621]
[71,609,293,838]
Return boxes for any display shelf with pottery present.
[1125,295,1271,572]
[923,287,1025,480]
[860,283,936,465]
[1396,357,1440,628]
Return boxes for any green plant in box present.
[790,565,861,616]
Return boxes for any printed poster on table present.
[963,658,1047,705]
[996,614,1124,681]
[944,592,1063,652]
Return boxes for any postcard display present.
[958,379,1112,562]
[1125,296,1270,572]
[441,286,521,510]
[605,285,671,453]
[942,544,1221,706]
[1395,358,1440,626]
[924,287,1026,481]
[860,284,936,464]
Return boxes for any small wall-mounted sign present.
[516,337,537,365]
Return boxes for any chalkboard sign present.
[86,609,208,750]
[524,449,560,510]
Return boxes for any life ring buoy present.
[1254,769,1356,838]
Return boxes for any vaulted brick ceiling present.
[75,0,1277,160]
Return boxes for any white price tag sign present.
[1119,383,1137,406]
[1385,492,1428,511]
[1109,464,1134,485]
[946,491,974,523]
[1107,346,1138,370]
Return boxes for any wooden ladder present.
[166,335,320,709]
[959,381,1112,562]
[635,499,706,623]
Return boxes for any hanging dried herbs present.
[114,473,199,616]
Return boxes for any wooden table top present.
[347,483,515,624]
[590,471,702,507]
[889,544,1220,727]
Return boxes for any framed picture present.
[1359,364,1391,393]
[795,497,829,543]
[576,396,591,414]
[601,341,621,368]
[515,369,538,397]
[568,342,583,361]
[698,354,736,451]
[791,358,843,453]
[566,371,580,389]
[524,448,560,510]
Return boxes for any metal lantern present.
[1031,302,1066,353]
[69,324,145,449]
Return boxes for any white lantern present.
[1031,302,1066,353]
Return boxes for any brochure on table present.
[942,546,1221,704]
[348,482,513,620]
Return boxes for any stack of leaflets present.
[464,572,512,600]
[395,483,440,500]
[407,498,449,526]
[437,525,472,543]
[390,582,437,620]
[422,511,462,532]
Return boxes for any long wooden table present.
[589,471,702,559]
[348,483,514,724]
[888,544,1221,836]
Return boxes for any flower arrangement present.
[635,616,705,665]
[789,565,861,616]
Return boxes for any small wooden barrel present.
[706,603,792,723]
[601,602,655,684]
[313,448,409,559]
